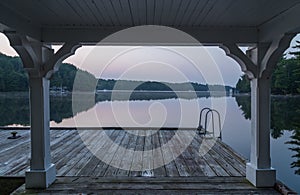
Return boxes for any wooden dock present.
[0,129,280,194]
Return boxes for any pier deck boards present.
[0,129,279,194]
[13,176,279,194]
[0,129,246,177]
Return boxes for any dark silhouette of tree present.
[235,96,251,119]
[285,129,300,175]
[236,75,250,93]
[96,79,220,92]
[0,52,97,92]
[290,40,300,58]
[289,40,300,93]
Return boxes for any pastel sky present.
[0,33,299,87]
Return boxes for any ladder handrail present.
[205,110,215,136]
[198,107,211,130]
[211,109,221,139]
[198,107,222,139]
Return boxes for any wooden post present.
[25,76,56,188]
[220,39,293,187]
[246,76,275,187]
[5,32,80,188]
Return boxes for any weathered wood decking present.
[0,129,280,194]
[0,129,245,177]
[12,176,280,194]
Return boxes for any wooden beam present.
[0,2,40,40]
[41,26,258,45]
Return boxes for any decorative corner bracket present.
[4,31,81,79]
[220,43,257,79]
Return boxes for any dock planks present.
[13,176,279,194]
[0,129,247,177]
[1,129,282,194]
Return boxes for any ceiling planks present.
[137,0,147,25]
[0,0,299,28]
[198,0,234,26]
[146,0,155,25]
[0,0,299,43]
[73,0,101,25]
[128,0,140,26]
[178,0,202,27]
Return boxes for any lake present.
[0,92,299,192]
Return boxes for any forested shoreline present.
[0,52,233,92]
[3,40,300,95]
[0,52,96,92]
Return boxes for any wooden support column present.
[247,75,276,186]
[220,35,294,187]
[245,35,294,187]
[242,44,275,187]
[25,76,56,188]
[5,32,80,188]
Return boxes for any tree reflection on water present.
[0,92,299,175]
[235,95,300,175]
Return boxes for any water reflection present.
[0,92,299,177]
[55,91,225,128]
[0,93,29,126]
[0,92,299,191]
[0,91,225,126]
[235,96,300,175]
[0,93,94,126]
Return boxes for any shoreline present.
[1,90,300,97]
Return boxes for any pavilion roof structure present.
[0,0,300,190]
[0,0,299,45]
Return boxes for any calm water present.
[0,92,299,192]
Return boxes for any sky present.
[0,32,299,87]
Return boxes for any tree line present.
[0,52,233,92]
[236,41,300,94]
[0,52,96,92]
[97,79,233,92]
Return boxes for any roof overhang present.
[0,0,299,45]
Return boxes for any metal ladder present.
[197,107,222,139]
